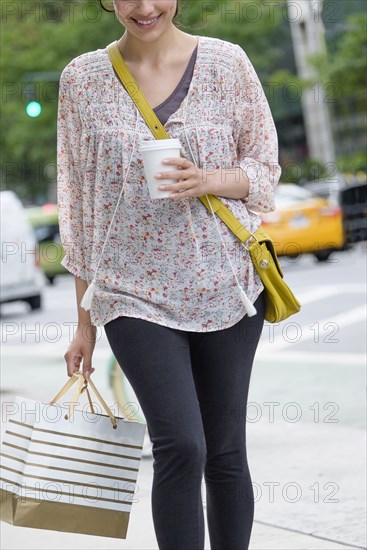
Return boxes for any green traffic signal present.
[26,101,42,117]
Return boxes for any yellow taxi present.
[259,184,345,262]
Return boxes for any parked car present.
[0,191,45,309]
[304,174,367,245]
[260,184,345,262]
[339,181,367,244]
[25,203,67,284]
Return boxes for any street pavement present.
[0,243,366,550]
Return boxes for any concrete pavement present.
[0,350,365,550]
[0,434,363,550]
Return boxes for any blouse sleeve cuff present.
[238,160,280,213]
[60,255,88,281]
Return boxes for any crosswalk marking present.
[296,284,366,305]
[260,305,366,353]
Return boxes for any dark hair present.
[100,1,179,19]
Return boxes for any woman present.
[58,1,281,548]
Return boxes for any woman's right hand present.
[64,325,97,379]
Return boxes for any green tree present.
[308,12,367,98]
[0,0,122,201]
[181,0,285,75]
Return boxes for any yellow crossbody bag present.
[106,41,301,323]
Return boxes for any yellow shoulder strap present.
[106,41,252,245]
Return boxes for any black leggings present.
[104,292,265,550]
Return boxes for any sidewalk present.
[1,349,366,550]
[0,451,361,550]
[0,452,362,550]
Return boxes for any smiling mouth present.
[132,13,162,28]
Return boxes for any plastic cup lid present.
[139,138,181,151]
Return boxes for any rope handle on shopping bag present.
[106,40,254,246]
[66,375,96,419]
[50,373,118,429]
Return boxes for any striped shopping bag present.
[0,373,146,538]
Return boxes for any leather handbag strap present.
[106,40,254,245]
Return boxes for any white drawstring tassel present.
[182,126,258,319]
[80,280,97,311]
[239,287,257,317]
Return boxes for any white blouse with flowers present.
[57,35,281,331]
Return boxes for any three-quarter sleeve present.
[57,65,87,280]
[233,44,281,213]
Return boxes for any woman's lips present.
[132,14,162,30]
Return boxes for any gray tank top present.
[153,45,198,126]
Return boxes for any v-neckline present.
[153,42,198,112]
[107,35,202,128]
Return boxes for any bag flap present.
[253,227,284,278]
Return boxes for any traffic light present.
[26,100,42,118]
[24,81,42,118]
[22,72,60,119]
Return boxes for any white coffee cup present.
[140,138,182,199]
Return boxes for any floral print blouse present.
[57,35,281,331]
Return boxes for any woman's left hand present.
[155,157,207,200]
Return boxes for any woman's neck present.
[117,27,193,68]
